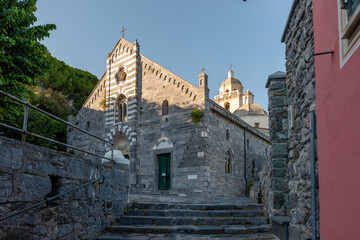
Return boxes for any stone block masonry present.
[259,0,318,239]
[282,0,317,239]
[0,137,129,240]
[261,72,288,218]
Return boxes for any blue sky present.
[35,0,292,111]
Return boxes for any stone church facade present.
[68,38,270,197]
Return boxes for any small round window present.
[115,67,127,83]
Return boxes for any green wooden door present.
[158,154,171,190]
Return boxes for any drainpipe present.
[244,129,247,196]
[310,104,317,240]
[108,56,113,161]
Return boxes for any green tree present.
[37,56,98,111]
[6,88,71,151]
[29,87,71,119]
[26,88,70,151]
[0,0,56,122]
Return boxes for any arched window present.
[162,100,169,116]
[226,129,230,140]
[252,160,256,178]
[225,151,232,174]
[115,67,127,83]
[86,121,90,131]
[224,102,230,111]
[116,94,127,122]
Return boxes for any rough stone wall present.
[0,137,129,240]
[205,101,270,197]
[205,110,246,196]
[283,0,316,239]
[261,74,288,216]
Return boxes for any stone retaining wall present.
[0,137,129,240]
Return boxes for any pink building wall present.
[312,1,360,239]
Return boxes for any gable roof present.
[265,71,286,88]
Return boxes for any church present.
[67,38,270,197]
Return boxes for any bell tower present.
[199,68,209,99]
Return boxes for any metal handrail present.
[0,177,104,221]
[0,90,112,145]
[0,90,114,162]
[0,122,113,162]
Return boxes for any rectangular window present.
[338,0,360,66]
[348,0,360,18]
[255,123,260,128]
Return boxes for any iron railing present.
[0,177,104,221]
[0,90,114,162]
[0,89,116,221]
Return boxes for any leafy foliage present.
[0,0,98,152]
[37,56,98,111]
[191,108,204,124]
[0,0,56,121]
[27,88,70,151]
[246,182,253,195]
[29,87,71,118]
[2,88,70,151]
[25,109,67,151]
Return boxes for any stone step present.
[125,209,264,218]
[118,215,269,226]
[130,202,263,211]
[105,224,272,235]
[96,232,278,240]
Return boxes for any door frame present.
[153,148,173,191]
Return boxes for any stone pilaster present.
[263,71,288,215]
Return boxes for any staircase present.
[96,194,275,239]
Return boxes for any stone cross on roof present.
[120,26,127,38]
